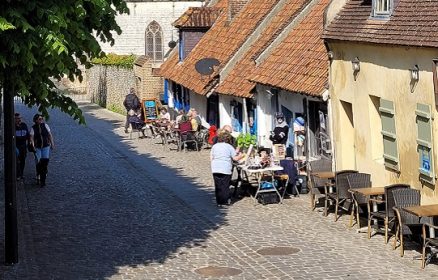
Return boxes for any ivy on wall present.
[91,53,136,69]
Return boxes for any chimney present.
[228,0,248,21]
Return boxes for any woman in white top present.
[210,130,243,206]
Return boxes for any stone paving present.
[1,101,438,279]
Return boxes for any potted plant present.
[236,133,257,152]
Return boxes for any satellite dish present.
[195,58,220,75]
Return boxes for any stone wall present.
[87,65,136,114]
[99,1,203,56]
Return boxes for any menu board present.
[142,98,159,121]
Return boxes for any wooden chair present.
[324,170,358,221]
[368,184,410,243]
[421,223,438,268]
[308,159,332,210]
[392,188,422,257]
[347,173,371,228]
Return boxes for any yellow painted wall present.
[327,42,438,204]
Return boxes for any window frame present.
[145,21,164,63]
[371,0,392,19]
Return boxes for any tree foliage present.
[0,0,129,123]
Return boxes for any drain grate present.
[257,246,300,256]
[195,266,242,277]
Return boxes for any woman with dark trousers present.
[210,130,243,206]
[15,113,29,180]
[29,114,55,187]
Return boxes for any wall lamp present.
[352,57,360,81]
[410,64,419,93]
[410,64,419,82]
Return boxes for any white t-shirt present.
[210,142,236,175]
[29,123,51,136]
[160,112,171,120]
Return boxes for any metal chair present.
[368,184,410,243]
[347,173,371,228]
[179,130,199,152]
[324,170,358,221]
[392,188,422,257]
[308,159,332,210]
[421,222,438,268]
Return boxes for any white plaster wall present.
[100,1,203,56]
[256,85,308,148]
[218,95,234,128]
[189,91,207,119]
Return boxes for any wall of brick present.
[183,31,205,58]
[87,65,136,114]
[134,62,164,101]
[99,1,203,57]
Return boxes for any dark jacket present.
[32,123,51,148]
[15,122,29,149]
[123,94,140,111]
[270,126,289,145]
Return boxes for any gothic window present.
[145,21,163,62]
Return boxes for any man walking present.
[123,87,141,133]
[15,113,29,180]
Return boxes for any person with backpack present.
[123,87,141,133]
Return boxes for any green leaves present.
[0,0,128,124]
[0,17,15,31]
[237,133,257,148]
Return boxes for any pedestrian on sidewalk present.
[29,114,55,187]
[15,113,30,180]
[123,87,141,133]
[210,130,244,206]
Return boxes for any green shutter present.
[416,103,435,184]
[379,99,399,171]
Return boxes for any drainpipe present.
[324,40,336,172]
[242,97,248,133]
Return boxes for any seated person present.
[178,115,197,149]
[188,108,202,132]
[159,107,171,121]
[179,115,193,134]
[127,112,147,138]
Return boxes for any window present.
[372,0,392,18]
[416,103,435,184]
[145,21,163,63]
[379,99,399,171]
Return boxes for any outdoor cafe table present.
[351,187,385,233]
[241,165,284,205]
[311,171,335,180]
[404,204,438,238]
[311,171,336,192]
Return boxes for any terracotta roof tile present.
[173,7,223,28]
[250,0,330,97]
[161,0,280,95]
[323,0,438,48]
[215,0,312,98]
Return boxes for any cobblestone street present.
[1,102,438,279]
